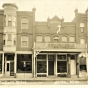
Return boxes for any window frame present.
[36,35,43,42]
[80,38,85,44]
[62,36,67,43]
[21,36,28,47]
[69,36,75,43]
[80,23,84,33]
[45,36,50,42]
[21,17,28,29]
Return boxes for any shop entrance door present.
[5,61,14,76]
[48,55,54,75]
[70,55,76,75]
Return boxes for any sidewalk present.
[0,77,88,82]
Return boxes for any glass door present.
[5,61,10,76]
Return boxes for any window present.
[13,22,16,27]
[17,54,32,73]
[80,23,84,33]
[36,36,42,42]
[8,15,12,26]
[13,16,16,21]
[45,36,50,42]
[37,55,47,73]
[21,18,28,29]
[13,34,16,45]
[62,36,67,42]
[4,15,6,26]
[13,16,16,27]
[7,34,12,46]
[80,38,85,44]
[3,34,6,45]
[8,21,12,26]
[69,37,75,43]
[53,36,59,43]
[57,55,67,74]
[21,36,28,47]
[8,15,12,21]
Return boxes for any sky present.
[0,0,88,22]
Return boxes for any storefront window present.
[57,61,67,73]
[57,55,67,73]
[37,55,47,73]
[17,54,32,73]
[0,54,2,74]
[37,61,46,73]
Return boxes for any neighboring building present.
[0,3,88,78]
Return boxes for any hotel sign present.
[35,43,75,49]
[48,43,75,49]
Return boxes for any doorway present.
[5,61,14,76]
[48,55,54,75]
[70,55,76,75]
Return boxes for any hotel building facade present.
[0,3,88,78]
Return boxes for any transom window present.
[80,23,84,33]
[21,18,28,29]
[21,36,28,47]
[36,36,42,42]
[62,36,67,42]
[45,36,50,42]
[69,36,75,43]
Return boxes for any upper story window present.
[36,36,42,42]
[80,23,84,33]
[21,18,28,29]
[3,34,6,45]
[8,15,12,26]
[7,34,12,46]
[4,15,16,27]
[21,36,28,47]
[13,16,16,27]
[80,38,85,44]
[3,34,16,46]
[45,36,50,42]
[13,34,16,45]
[53,36,59,43]
[69,36,75,43]
[62,36,67,43]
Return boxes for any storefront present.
[16,54,33,78]
[35,53,79,78]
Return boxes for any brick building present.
[0,3,88,78]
